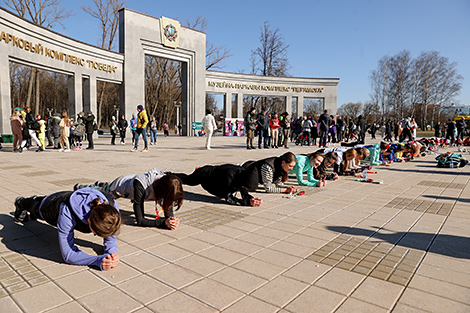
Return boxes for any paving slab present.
[0,135,469,312]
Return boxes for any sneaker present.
[64,149,71,152]
[121,142,125,145]
[58,148,64,152]
[73,183,81,191]
[14,197,28,222]
[72,146,80,150]
[142,147,148,152]
[131,147,138,152]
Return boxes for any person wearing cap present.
[131,105,149,152]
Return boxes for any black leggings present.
[174,164,254,206]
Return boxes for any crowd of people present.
[13,113,450,271]
[6,105,183,153]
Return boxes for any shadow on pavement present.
[0,213,106,266]
[327,225,470,259]
[383,167,470,175]
[422,195,470,203]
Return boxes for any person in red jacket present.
[269,113,281,149]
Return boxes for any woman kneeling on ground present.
[242,152,299,194]
[290,152,326,187]
[14,188,121,271]
[74,168,183,230]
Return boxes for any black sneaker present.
[14,197,29,222]
[73,183,81,191]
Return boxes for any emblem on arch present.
[164,24,178,42]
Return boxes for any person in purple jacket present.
[14,188,121,271]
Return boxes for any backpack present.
[93,122,98,131]
[436,153,468,168]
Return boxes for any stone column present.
[68,74,82,120]
[237,93,243,118]
[0,55,11,134]
[285,95,292,116]
[297,96,304,117]
[83,76,97,116]
[224,92,232,119]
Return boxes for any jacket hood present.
[68,188,117,223]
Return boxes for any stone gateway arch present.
[0,7,339,137]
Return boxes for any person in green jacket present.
[365,142,389,166]
[289,152,326,187]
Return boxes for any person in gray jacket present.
[74,168,183,229]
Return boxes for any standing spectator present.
[83,111,95,150]
[456,117,467,140]
[10,108,23,152]
[36,115,46,151]
[46,114,54,147]
[109,116,118,145]
[400,118,412,142]
[370,122,377,140]
[336,116,344,142]
[149,116,158,145]
[302,116,313,146]
[245,107,256,150]
[132,105,149,152]
[72,112,86,150]
[329,115,337,143]
[410,118,418,141]
[256,107,269,149]
[51,112,62,149]
[281,112,291,149]
[174,125,178,135]
[129,113,137,144]
[117,114,128,145]
[357,115,366,143]
[434,121,442,138]
[178,124,182,136]
[163,122,169,136]
[59,110,71,152]
[319,109,330,147]
[446,118,456,144]
[310,117,318,146]
[201,109,217,150]
[23,107,43,151]
[269,113,281,149]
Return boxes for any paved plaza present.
[0,134,469,312]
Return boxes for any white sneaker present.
[58,148,64,152]
[64,149,71,152]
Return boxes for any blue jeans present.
[258,129,268,148]
[150,129,157,143]
[135,128,148,148]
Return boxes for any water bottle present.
[363,168,367,180]
[449,159,454,169]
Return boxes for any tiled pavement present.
[0,135,469,312]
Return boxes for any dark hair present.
[89,201,121,238]
[153,174,184,217]
[205,109,211,115]
[261,107,266,112]
[314,152,337,180]
[277,152,297,182]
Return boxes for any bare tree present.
[251,21,289,77]
[370,50,462,127]
[4,0,73,115]
[82,0,125,126]
[338,102,363,121]
[185,15,232,70]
